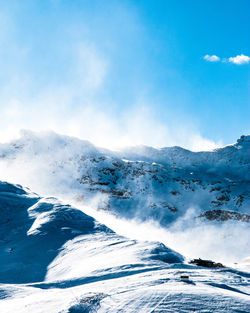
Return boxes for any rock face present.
[0,131,249,227]
[197,209,250,222]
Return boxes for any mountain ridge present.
[0,131,248,228]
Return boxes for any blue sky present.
[0,0,249,150]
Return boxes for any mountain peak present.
[237,135,250,144]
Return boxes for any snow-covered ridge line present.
[1,129,249,152]
[1,130,249,171]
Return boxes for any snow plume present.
[0,130,97,198]
[78,198,250,266]
[0,106,221,152]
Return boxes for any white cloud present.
[228,54,250,65]
[204,53,250,65]
[203,54,220,62]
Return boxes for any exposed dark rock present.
[189,258,225,268]
[197,209,250,222]
[171,191,180,196]
[216,195,230,201]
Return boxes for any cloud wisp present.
[203,54,220,62]
[204,53,250,65]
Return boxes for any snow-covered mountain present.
[0,131,249,227]
[0,181,249,312]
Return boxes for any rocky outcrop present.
[189,258,225,268]
[197,209,250,222]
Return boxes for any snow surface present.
[0,182,249,312]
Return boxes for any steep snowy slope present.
[0,131,249,228]
[0,181,182,285]
[0,182,249,313]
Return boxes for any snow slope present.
[0,182,249,312]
